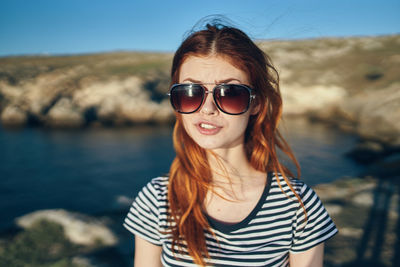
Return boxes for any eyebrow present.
[182,78,242,84]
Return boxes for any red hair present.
[168,24,302,266]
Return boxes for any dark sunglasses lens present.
[214,85,250,114]
[170,85,203,113]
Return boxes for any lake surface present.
[0,117,364,232]
[0,119,361,232]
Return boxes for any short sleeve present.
[290,183,338,253]
[123,178,163,246]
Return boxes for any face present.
[178,55,256,151]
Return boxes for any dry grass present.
[0,52,172,92]
[0,35,398,97]
[258,35,400,94]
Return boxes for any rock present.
[46,97,85,127]
[116,195,133,206]
[0,80,25,103]
[357,84,400,145]
[19,69,79,117]
[304,82,400,147]
[73,77,143,110]
[335,83,400,146]
[314,176,399,266]
[339,227,363,238]
[73,76,173,125]
[16,209,117,247]
[0,104,28,126]
[0,67,86,127]
[314,183,351,201]
[72,257,95,267]
[152,100,175,123]
[324,204,343,216]
[352,191,374,207]
[0,74,174,127]
[281,84,347,115]
[0,35,398,132]
[314,176,377,202]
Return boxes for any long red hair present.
[168,23,302,266]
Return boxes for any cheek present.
[180,115,193,135]
[226,116,251,141]
[234,115,251,130]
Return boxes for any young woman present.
[124,23,338,267]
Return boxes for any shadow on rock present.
[338,142,400,267]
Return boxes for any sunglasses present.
[168,83,256,115]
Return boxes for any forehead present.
[179,55,249,84]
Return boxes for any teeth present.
[200,123,217,129]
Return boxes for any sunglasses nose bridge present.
[200,87,218,115]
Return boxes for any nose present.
[200,90,218,115]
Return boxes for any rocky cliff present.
[0,35,399,145]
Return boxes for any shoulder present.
[270,172,306,192]
[289,177,310,196]
[139,176,169,202]
[123,177,169,245]
[270,173,317,200]
[147,176,169,191]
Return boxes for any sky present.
[0,0,399,56]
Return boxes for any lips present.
[196,121,222,135]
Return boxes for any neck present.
[206,144,263,185]
[205,144,266,203]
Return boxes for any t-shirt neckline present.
[205,172,273,233]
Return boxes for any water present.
[279,118,363,182]
[0,125,175,230]
[0,118,363,231]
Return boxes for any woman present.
[124,23,337,267]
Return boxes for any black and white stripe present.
[124,173,338,266]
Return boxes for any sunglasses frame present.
[167,83,256,115]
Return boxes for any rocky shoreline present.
[317,176,399,266]
[0,209,128,267]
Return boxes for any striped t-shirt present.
[124,173,338,266]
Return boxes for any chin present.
[184,125,244,151]
[191,136,242,151]
[193,140,223,150]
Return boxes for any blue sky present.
[1,0,399,56]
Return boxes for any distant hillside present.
[0,35,399,144]
[259,35,398,93]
